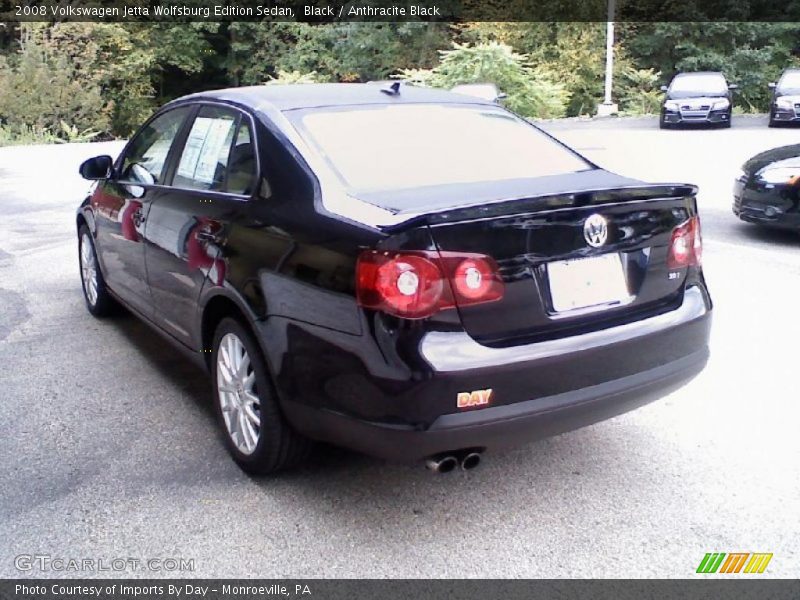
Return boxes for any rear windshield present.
[669,74,728,98]
[289,104,591,192]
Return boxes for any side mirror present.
[660,85,668,92]
[768,82,776,89]
[728,83,739,90]
[79,155,113,180]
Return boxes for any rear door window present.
[173,105,256,195]
[225,122,257,195]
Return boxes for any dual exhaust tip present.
[426,450,482,473]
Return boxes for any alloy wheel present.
[80,233,98,306]
[216,332,261,455]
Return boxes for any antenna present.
[381,82,401,96]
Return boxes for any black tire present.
[659,118,669,129]
[78,224,117,317]
[211,317,312,474]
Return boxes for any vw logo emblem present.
[583,214,609,248]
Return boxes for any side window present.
[120,107,190,185]
[173,106,256,195]
[225,122,256,195]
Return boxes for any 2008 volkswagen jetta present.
[76,83,712,474]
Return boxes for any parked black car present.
[77,84,712,474]
[734,143,800,229]
[768,68,800,127]
[660,72,736,129]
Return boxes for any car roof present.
[168,83,497,112]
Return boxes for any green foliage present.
[394,67,437,87]
[398,42,569,118]
[622,22,800,112]
[281,23,449,82]
[0,29,110,141]
[225,22,449,86]
[456,23,612,116]
[146,23,218,75]
[0,23,156,137]
[141,21,223,98]
[225,23,309,86]
[3,21,800,143]
[0,123,60,146]
[265,70,328,85]
[525,24,608,116]
[618,68,663,115]
[57,120,101,143]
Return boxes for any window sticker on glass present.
[176,116,236,190]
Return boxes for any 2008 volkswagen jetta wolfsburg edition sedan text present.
[76,83,712,474]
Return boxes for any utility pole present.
[597,0,618,116]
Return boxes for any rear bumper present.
[284,348,707,461]
[281,286,712,462]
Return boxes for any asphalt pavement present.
[0,116,798,578]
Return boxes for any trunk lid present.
[373,170,699,346]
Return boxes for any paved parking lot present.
[0,115,798,578]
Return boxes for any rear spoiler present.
[379,183,698,232]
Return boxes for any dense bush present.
[398,42,569,118]
[265,69,329,85]
[618,68,663,115]
[0,123,60,146]
[0,42,109,141]
[0,23,161,141]
[226,22,449,86]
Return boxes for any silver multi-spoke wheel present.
[212,318,311,473]
[216,332,261,455]
[80,232,98,306]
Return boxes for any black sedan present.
[76,83,712,474]
[734,143,800,229]
[660,72,736,128]
[768,68,800,127]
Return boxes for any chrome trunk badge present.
[583,214,609,248]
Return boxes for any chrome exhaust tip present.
[460,452,482,471]
[425,455,458,473]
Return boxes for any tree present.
[398,42,569,118]
[618,67,662,114]
[0,25,110,140]
[291,22,449,82]
[0,23,157,137]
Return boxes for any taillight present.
[356,250,504,319]
[693,217,703,266]
[444,254,504,304]
[357,253,445,319]
[667,216,702,269]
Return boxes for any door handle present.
[195,230,220,243]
